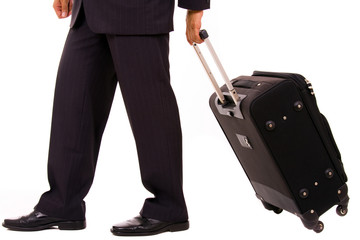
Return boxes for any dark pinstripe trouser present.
[35,9,188,223]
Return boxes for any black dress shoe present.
[111,215,189,236]
[2,211,86,231]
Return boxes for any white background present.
[0,0,359,239]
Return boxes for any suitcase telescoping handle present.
[193,30,240,105]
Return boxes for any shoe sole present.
[2,220,86,231]
[111,221,189,236]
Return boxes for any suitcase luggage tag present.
[193,30,247,119]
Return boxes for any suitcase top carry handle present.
[193,29,240,105]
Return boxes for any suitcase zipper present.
[252,71,315,96]
[304,78,315,95]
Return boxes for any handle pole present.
[200,32,240,104]
[193,43,225,104]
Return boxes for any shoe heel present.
[58,221,86,230]
[169,221,189,232]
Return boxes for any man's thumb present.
[61,0,69,17]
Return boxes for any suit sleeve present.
[178,0,210,10]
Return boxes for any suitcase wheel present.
[313,221,324,233]
[336,205,348,216]
[272,207,283,214]
[261,200,283,214]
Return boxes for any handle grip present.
[199,29,209,40]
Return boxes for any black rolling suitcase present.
[193,30,349,233]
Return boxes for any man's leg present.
[107,34,188,225]
[3,7,118,231]
[35,10,117,221]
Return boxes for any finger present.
[186,30,192,45]
[60,0,69,18]
[193,31,204,44]
[53,0,62,18]
[190,28,204,44]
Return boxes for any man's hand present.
[186,10,204,45]
[53,0,73,19]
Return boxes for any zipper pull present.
[305,78,315,95]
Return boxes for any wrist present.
[187,10,203,14]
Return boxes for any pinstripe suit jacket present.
[70,0,211,35]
